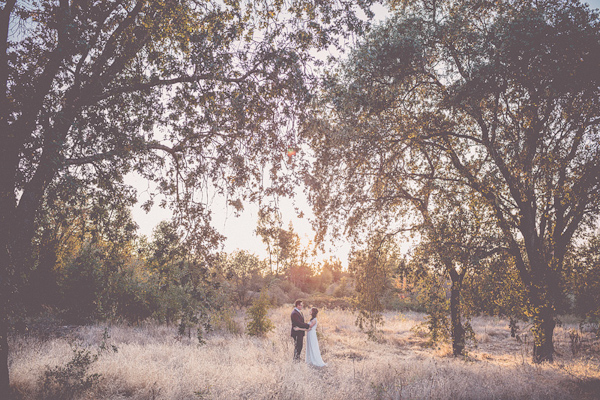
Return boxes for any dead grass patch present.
[8,306,600,399]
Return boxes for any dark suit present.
[291,308,310,360]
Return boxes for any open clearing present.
[9,306,600,399]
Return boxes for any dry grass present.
[9,307,600,400]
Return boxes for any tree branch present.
[91,1,147,80]
[63,141,185,167]
[0,0,17,117]
[84,62,263,105]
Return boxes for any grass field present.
[9,306,600,399]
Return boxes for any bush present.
[327,276,355,298]
[381,292,426,312]
[306,294,354,310]
[38,328,117,400]
[246,290,274,337]
[267,284,289,307]
[59,243,104,324]
[39,347,101,400]
[414,275,451,347]
[211,308,243,335]
[276,279,309,303]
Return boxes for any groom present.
[290,299,310,361]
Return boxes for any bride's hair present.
[310,307,318,320]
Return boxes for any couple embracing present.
[290,299,326,367]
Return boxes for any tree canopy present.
[0,0,375,394]
[306,0,600,362]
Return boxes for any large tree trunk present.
[516,212,561,364]
[0,310,9,399]
[0,143,56,397]
[448,267,465,356]
[524,238,560,363]
[532,306,555,363]
[450,282,465,356]
[0,169,17,399]
[0,206,14,398]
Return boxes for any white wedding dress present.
[306,318,326,367]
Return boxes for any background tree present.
[307,86,503,355]
[349,234,402,339]
[321,258,344,287]
[25,178,138,322]
[256,208,303,277]
[307,0,600,362]
[566,230,600,329]
[0,0,376,393]
[462,255,529,338]
[219,250,267,307]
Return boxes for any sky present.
[125,172,347,265]
[126,0,600,266]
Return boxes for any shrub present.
[246,289,274,337]
[307,294,354,310]
[328,276,355,298]
[38,328,117,400]
[211,307,243,335]
[267,284,289,307]
[39,347,100,400]
[415,275,451,347]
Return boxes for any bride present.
[294,307,326,367]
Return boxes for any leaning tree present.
[307,0,600,362]
[0,0,375,394]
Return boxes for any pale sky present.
[126,0,600,266]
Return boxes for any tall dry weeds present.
[9,307,599,399]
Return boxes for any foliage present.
[144,222,225,340]
[289,257,315,293]
[23,181,137,317]
[462,255,529,323]
[566,232,600,325]
[350,235,402,339]
[329,276,356,298]
[58,242,106,323]
[39,328,117,400]
[0,0,376,393]
[245,289,274,337]
[413,271,451,347]
[217,250,267,307]
[39,347,101,400]
[256,211,304,277]
[308,0,600,362]
[210,307,243,336]
[318,257,344,291]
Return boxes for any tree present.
[307,0,600,362]
[566,231,600,326]
[462,254,529,338]
[25,178,138,320]
[256,209,302,276]
[412,195,502,355]
[220,250,266,307]
[0,0,375,394]
[321,257,343,284]
[349,234,401,339]
[308,75,503,355]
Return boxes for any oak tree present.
[307,0,600,362]
[0,0,374,394]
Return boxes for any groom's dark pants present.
[293,334,303,361]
